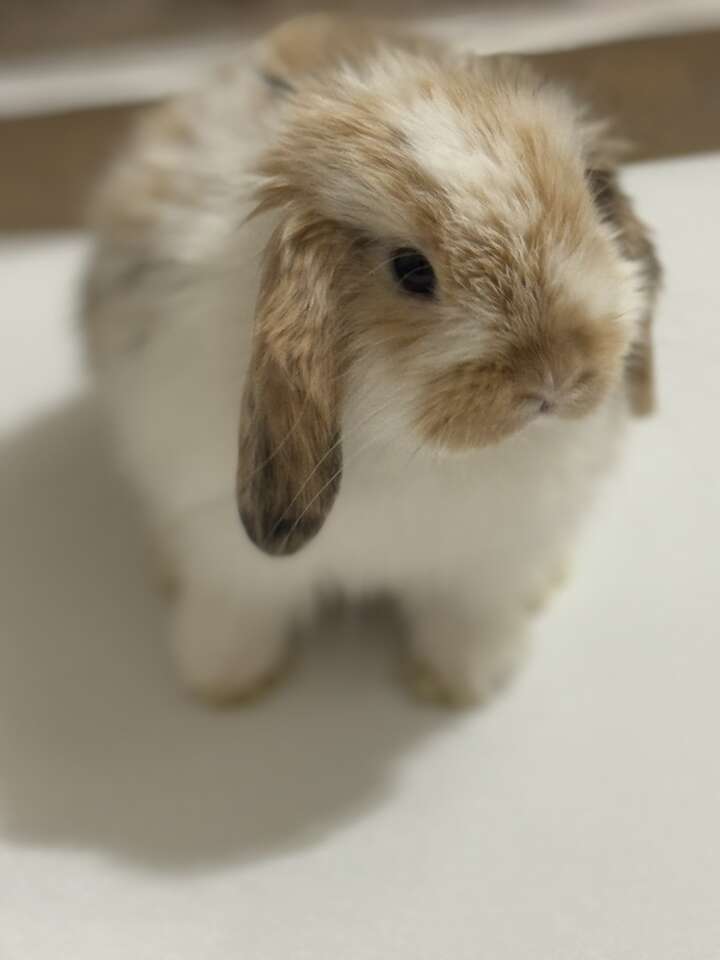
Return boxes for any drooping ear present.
[587,166,662,415]
[237,212,350,556]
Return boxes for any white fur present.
[84,57,630,705]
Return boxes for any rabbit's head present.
[238,32,658,556]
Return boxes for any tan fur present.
[234,18,661,550]
[237,210,357,555]
[257,13,444,91]
[89,104,202,239]
[416,321,626,451]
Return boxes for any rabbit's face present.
[344,201,637,452]
[239,53,646,553]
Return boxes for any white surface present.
[2,0,720,117]
[1,154,719,959]
[0,237,87,431]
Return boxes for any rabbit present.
[81,14,660,706]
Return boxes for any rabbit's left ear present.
[587,167,661,415]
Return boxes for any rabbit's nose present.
[541,360,592,402]
[527,369,559,413]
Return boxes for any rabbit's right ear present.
[236,211,350,557]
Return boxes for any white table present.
[1,154,719,960]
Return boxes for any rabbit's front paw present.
[169,587,293,705]
[525,556,572,614]
[404,613,529,708]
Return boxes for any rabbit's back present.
[80,63,277,522]
[81,59,274,368]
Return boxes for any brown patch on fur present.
[135,101,199,148]
[87,96,209,244]
[237,210,356,556]
[255,102,448,245]
[416,312,627,450]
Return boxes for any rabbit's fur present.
[82,15,660,704]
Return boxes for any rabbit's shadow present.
[0,397,450,870]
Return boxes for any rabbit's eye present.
[391,248,436,296]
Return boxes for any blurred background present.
[1,4,720,960]
[2,0,720,231]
